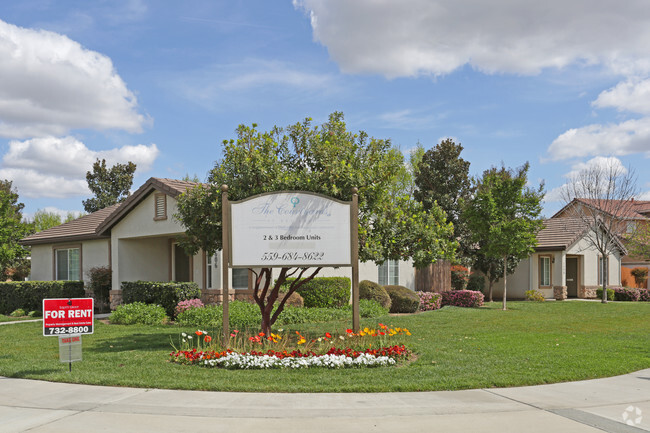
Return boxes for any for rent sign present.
[43,298,94,336]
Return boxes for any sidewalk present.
[1,369,648,433]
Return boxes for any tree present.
[559,161,638,303]
[470,250,519,302]
[0,180,32,280]
[83,159,136,213]
[414,139,474,257]
[32,210,62,232]
[176,112,456,334]
[627,223,650,260]
[463,163,544,309]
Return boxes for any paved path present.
[1,369,648,433]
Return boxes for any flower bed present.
[171,346,408,369]
[169,325,412,369]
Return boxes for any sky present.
[2,0,650,220]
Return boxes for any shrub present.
[417,291,442,311]
[10,308,25,317]
[357,298,389,318]
[359,280,392,310]
[175,298,205,316]
[176,301,266,330]
[28,310,41,318]
[0,281,85,315]
[280,277,350,308]
[450,265,470,290]
[275,305,349,325]
[121,281,201,317]
[175,300,364,329]
[466,273,485,293]
[614,287,641,302]
[109,302,168,325]
[265,290,304,308]
[87,266,112,313]
[525,289,545,302]
[441,290,484,308]
[596,288,615,301]
[384,285,419,313]
[639,289,650,302]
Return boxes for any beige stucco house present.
[21,178,416,308]
[489,218,625,299]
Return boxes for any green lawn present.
[0,314,39,323]
[0,301,648,392]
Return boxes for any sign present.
[43,298,94,336]
[230,192,352,267]
[58,335,82,363]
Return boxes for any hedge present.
[384,285,419,313]
[121,281,201,317]
[0,281,85,315]
[280,277,350,308]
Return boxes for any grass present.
[0,301,648,392]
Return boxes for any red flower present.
[325,332,332,339]
[204,335,212,343]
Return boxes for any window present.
[154,193,167,220]
[598,256,609,286]
[232,268,249,290]
[626,221,637,234]
[378,260,399,286]
[55,248,80,280]
[206,254,212,289]
[539,256,551,287]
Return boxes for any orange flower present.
[195,330,203,336]
[204,335,212,343]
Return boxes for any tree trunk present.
[502,255,507,310]
[601,257,608,304]
[254,266,323,335]
[488,280,493,302]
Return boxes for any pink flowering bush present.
[441,290,484,308]
[175,298,205,316]
[613,287,641,302]
[417,291,442,311]
[639,289,650,302]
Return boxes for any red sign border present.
[43,298,94,337]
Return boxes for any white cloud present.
[543,157,627,205]
[0,19,148,139]
[168,59,337,109]
[294,0,650,78]
[593,78,650,115]
[564,156,627,179]
[0,136,159,198]
[547,118,650,160]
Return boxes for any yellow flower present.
[297,337,306,345]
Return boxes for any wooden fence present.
[415,259,451,292]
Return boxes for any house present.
[554,198,650,288]
[20,177,417,308]
[488,217,625,300]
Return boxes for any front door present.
[173,243,191,282]
[566,257,578,297]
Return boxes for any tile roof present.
[20,203,121,245]
[536,218,588,251]
[20,177,202,245]
[554,198,650,220]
